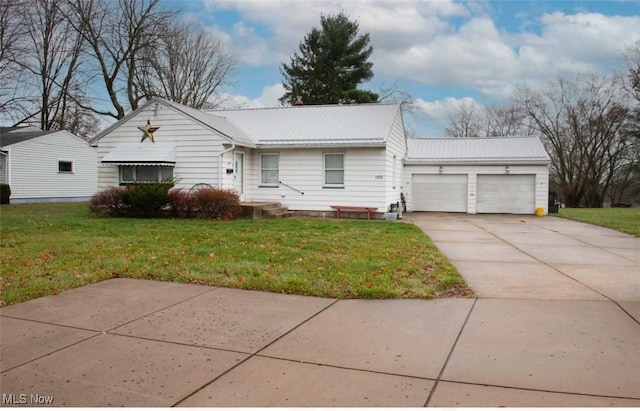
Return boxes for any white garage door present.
[412,174,467,212]
[477,174,535,214]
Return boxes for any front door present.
[234,152,245,200]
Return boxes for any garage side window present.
[58,160,73,173]
[324,153,344,187]
[120,166,173,184]
[260,154,279,187]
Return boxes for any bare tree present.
[442,100,483,137]
[0,0,30,123]
[11,0,85,130]
[65,0,176,119]
[484,104,535,137]
[134,21,236,109]
[515,75,631,207]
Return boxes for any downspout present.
[218,142,236,188]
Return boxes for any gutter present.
[218,143,236,188]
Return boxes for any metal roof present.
[211,103,400,147]
[160,99,255,147]
[406,136,550,164]
[101,145,176,165]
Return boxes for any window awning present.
[101,146,176,166]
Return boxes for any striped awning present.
[101,145,176,166]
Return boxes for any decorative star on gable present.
[138,119,159,143]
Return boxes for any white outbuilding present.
[0,127,97,203]
[404,137,551,214]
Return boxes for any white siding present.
[95,102,231,191]
[404,164,549,215]
[7,131,97,201]
[245,147,388,212]
[384,110,407,210]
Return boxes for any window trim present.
[259,153,279,187]
[58,160,74,173]
[392,155,397,189]
[323,152,345,188]
[119,165,173,185]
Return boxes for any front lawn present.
[0,203,472,306]
[558,207,640,237]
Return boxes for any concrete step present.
[263,206,293,218]
[239,202,292,219]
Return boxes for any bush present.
[89,187,126,217]
[120,182,173,218]
[90,184,241,220]
[168,188,192,218]
[191,187,242,220]
[0,184,10,204]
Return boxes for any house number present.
[374,175,384,179]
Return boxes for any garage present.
[412,174,467,212]
[476,174,535,214]
[404,137,551,215]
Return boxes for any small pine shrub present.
[120,182,173,218]
[89,187,127,217]
[0,184,10,204]
[191,187,242,220]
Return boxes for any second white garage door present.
[412,174,467,212]
[477,174,535,214]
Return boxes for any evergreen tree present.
[280,12,378,105]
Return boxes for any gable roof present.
[1,128,51,147]
[91,98,402,148]
[406,136,550,164]
[211,103,401,147]
[90,98,254,147]
[160,99,254,147]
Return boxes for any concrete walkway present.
[1,214,639,406]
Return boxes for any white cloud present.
[218,83,286,108]
[201,1,640,100]
[411,96,480,123]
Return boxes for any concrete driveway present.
[405,213,640,304]
[1,214,639,407]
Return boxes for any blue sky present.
[170,0,640,136]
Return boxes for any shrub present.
[0,184,10,204]
[120,182,173,218]
[89,187,126,217]
[168,188,192,218]
[191,187,242,220]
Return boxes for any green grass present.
[0,203,472,306]
[558,207,640,237]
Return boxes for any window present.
[120,165,173,184]
[324,153,344,187]
[260,154,279,186]
[58,161,73,173]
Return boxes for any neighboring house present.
[91,97,550,217]
[91,98,406,216]
[404,137,550,214]
[0,127,97,203]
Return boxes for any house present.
[91,97,550,217]
[91,97,405,217]
[0,127,97,203]
[404,137,550,214]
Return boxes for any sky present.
[170,0,640,136]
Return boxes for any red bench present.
[330,205,378,220]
